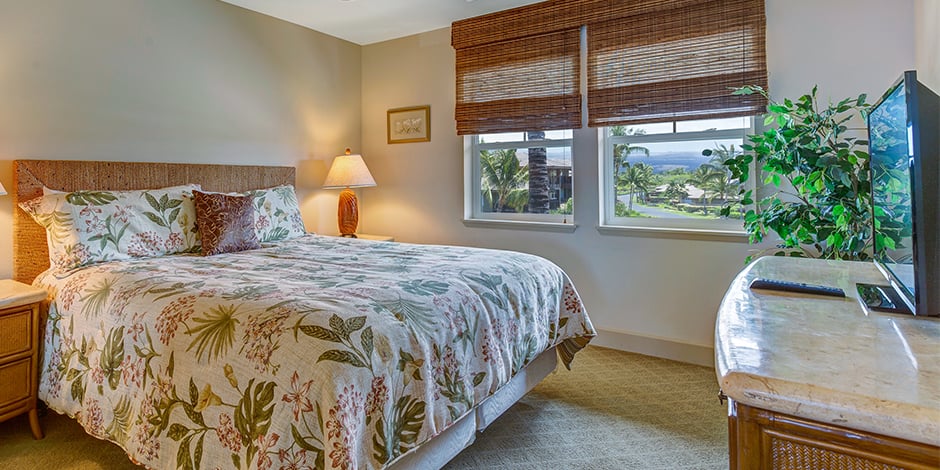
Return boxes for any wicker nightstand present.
[0,279,47,439]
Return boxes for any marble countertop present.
[715,256,940,446]
[0,279,47,308]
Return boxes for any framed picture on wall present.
[387,105,430,144]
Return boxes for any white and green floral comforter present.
[35,235,595,470]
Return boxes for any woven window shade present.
[451,0,705,50]
[452,0,766,133]
[587,0,767,126]
[455,28,581,135]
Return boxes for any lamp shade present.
[323,149,376,189]
[0,182,6,196]
[323,149,376,237]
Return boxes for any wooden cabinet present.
[729,401,939,469]
[716,257,940,470]
[0,279,47,439]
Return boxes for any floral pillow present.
[20,184,201,270]
[246,185,307,242]
[193,190,261,256]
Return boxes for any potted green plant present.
[718,85,899,262]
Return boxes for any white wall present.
[0,0,364,278]
[361,0,916,366]
[765,0,914,101]
[915,0,940,91]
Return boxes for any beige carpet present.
[0,346,727,469]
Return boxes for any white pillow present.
[20,185,201,270]
[245,185,307,242]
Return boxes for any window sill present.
[596,224,748,242]
[462,218,578,233]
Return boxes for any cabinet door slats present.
[0,298,44,439]
[0,308,32,359]
[729,401,940,470]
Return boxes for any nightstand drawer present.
[0,357,32,408]
[0,307,33,360]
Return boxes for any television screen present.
[868,80,915,299]
[865,70,939,316]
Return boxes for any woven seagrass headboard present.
[13,159,296,284]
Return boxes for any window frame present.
[599,118,757,236]
[464,132,576,227]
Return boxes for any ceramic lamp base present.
[337,188,359,237]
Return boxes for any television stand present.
[716,257,940,469]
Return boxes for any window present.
[453,0,766,235]
[601,116,754,233]
[466,130,573,225]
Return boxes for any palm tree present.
[610,126,650,181]
[702,143,739,167]
[687,165,725,215]
[707,176,739,204]
[526,131,550,214]
[702,143,741,202]
[504,188,530,213]
[619,162,654,211]
[663,181,690,204]
[480,149,529,212]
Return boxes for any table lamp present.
[322,148,376,237]
[0,182,6,196]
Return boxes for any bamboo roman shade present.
[587,0,767,126]
[454,28,581,135]
[452,0,767,133]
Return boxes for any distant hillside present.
[516,148,717,173]
[630,151,715,173]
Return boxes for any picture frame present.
[387,105,430,144]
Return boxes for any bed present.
[12,159,596,470]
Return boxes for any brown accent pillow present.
[193,190,262,256]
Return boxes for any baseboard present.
[590,328,715,368]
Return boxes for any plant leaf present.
[168,423,189,442]
[299,325,342,343]
[360,326,374,358]
[318,350,367,368]
[345,315,367,333]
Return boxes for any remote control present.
[749,278,846,297]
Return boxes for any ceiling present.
[220,0,543,45]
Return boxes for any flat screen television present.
[862,70,939,316]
